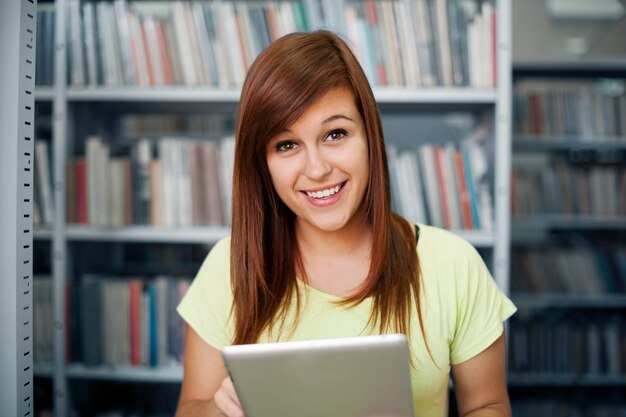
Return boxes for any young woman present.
[176,30,516,417]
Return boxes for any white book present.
[219,136,236,225]
[412,0,435,86]
[82,2,98,85]
[113,0,136,85]
[277,1,297,36]
[467,141,493,231]
[142,15,165,85]
[177,141,193,227]
[34,140,55,226]
[68,0,85,86]
[192,3,217,86]
[172,1,198,85]
[96,2,117,85]
[86,136,101,226]
[418,144,443,227]
[405,150,428,224]
[435,0,454,86]
[217,2,246,86]
[395,0,420,88]
[128,12,150,86]
[184,2,209,85]
[109,159,125,228]
[206,4,230,88]
[443,143,462,229]
[158,139,175,227]
[397,152,419,223]
[97,141,111,227]
[481,1,494,87]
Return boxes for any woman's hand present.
[213,377,245,417]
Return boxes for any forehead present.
[287,86,360,127]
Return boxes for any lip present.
[302,181,346,194]
[301,181,347,207]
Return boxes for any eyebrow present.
[279,114,355,135]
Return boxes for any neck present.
[295,213,372,259]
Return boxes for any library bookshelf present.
[33,0,512,416]
[509,61,626,414]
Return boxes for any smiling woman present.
[175,30,516,417]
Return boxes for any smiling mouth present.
[304,182,346,199]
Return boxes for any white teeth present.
[306,184,341,199]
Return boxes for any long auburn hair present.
[231,30,424,347]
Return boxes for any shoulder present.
[415,224,481,265]
[194,236,231,286]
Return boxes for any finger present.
[214,388,245,417]
[222,377,242,407]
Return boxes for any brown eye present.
[326,129,347,142]
[276,141,297,152]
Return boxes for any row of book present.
[511,399,626,417]
[65,135,235,228]
[388,140,493,230]
[514,79,626,138]
[63,0,497,88]
[34,133,496,230]
[511,154,626,218]
[66,0,309,87]
[344,0,496,87]
[510,244,626,294]
[34,275,191,367]
[509,311,626,375]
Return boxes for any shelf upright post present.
[0,0,37,416]
[494,0,512,295]
[52,0,68,415]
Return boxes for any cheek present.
[267,157,296,199]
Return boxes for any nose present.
[303,147,332,180]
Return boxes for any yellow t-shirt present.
[177,224,517,417]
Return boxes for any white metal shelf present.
[65,364,182,383]
[511,215,626,230]
[508,372,626,387]
[513,135,626,151]
[511,292,626,309]
[64,86,497,105]
[49,225,495,247]
[64,225,230,244]
[35,86,54,101]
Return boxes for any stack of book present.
[514,78,626,138]
[65,275,190,367]
[344,0,496,87]
[65,0,497,88]
[388,139,493,230]
[65,135,235,228]
[511,154,626,218]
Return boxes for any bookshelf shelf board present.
[34,228,53,240]
[511,292,626,309]
[64,86,497,106]
[65,225,230,244]
[67,87,242,103]
[511,215,626,230]
[513,59,626,74]
[65,364,182,383]
[372,87,497,104]
[34,363,54,378]
[449,229,495,247]
[35,87,54,101]
[513,135,626,151]
[508,372,626,387]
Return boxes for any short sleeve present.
[176,237,234,349]
[449,244,517,365]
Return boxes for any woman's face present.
[266,86,370,235]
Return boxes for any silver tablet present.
[221,333,414,417]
